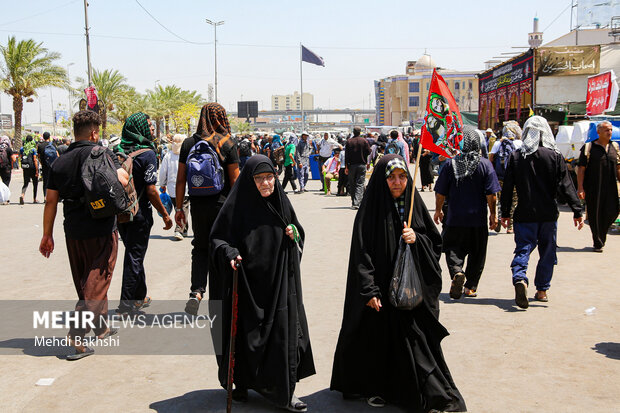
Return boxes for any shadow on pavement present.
[0,338,71,358]
[592,342,620,360]
[149,388,406,413]
[439,293,548,312]
[557,245,591,252]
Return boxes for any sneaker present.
[514,281,529,309]
[173,231,183,241]
[135,296,151,310]
[449,272,465,299]
[367,396,386,408]
[184,292,202,316]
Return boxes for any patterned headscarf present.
[521,116,558,158]
[196,103,231,137]
[452,125,481,182]
[385,157,408,178]
[120,112,154,153]
[0,135,10,148]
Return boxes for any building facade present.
[375,54,479,126]
[271,91,314,111]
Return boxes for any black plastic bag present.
[389,238,423,310]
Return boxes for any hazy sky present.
[0,0,581,124]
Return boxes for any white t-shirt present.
[323,156,340,173]
[490,139,522,154]
[318,138,333,157]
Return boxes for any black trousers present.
[337,167,348,195]
[41,165,50,197]
[189,197,221,295]
[21,168,38,200]
[117,212,153,311]
[442,226,488,290]
[282,165,297,191]
[348,164,366,207]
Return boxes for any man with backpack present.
[19,135,40,204]
[37,132,59,201]
[38,110,129,360]
[489,129,521,233]
[175,103,240,316]
[116,112,173,316]
[385,130,406,158]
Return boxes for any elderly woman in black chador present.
[330,154,466,412]
[209,155,315,412]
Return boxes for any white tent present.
[556,125,575,159]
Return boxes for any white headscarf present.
[451,126,481,182]
[172,134,185,155]
[520,116,558,158]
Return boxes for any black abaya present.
[579,141,620,249]
[330,154,466,412]
[420,152,434,187]
[209,155,315,408]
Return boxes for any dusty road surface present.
[0,168,618,412]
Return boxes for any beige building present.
[375,54,479,126]
[271,91,314,111]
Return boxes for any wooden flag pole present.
[407,142,424,227]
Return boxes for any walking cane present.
[226,261,240,413]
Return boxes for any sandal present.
[534,291,548,302]
[463,288,477,298]
[135,296,151,310]
[97,328,118,340]
[449,272,465,299]
[367,396,386,408]
[66,346,95,361]
[287,394,307,412]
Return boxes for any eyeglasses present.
[253,174,275,184]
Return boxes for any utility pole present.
[83,0,93,86]
[50,88,56,136]
[205,19,224,103]
[67,62,74,118]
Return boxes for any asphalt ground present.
[0,167,618,412]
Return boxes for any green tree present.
[172,103,200,136]
[111,86,147,123]
[0,36,67,147]
[147,85,203,137]
[229,116,252,134]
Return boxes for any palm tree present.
[0,36,67,147]
[87,69,129,139]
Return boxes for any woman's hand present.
[230,255,242,270]
[366,297,382,312]
[402,223,416,244]
[285,225,295,241]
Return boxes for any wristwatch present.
[175,207,183,212]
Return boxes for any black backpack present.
[81,146,129,219]
[43,142,58,167]
[21,148,35,169]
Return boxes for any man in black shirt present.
[175,103,240,315]
[37,132,58,201]
[39,110,129,360]
[345,126,371,209]
[501,116,583,309]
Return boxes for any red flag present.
[84,86,98,109]
[420,69,464,158]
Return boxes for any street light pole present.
[67,62,74,118]
[83,0,93,86]
[205,19,224,103]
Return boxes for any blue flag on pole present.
[301,45,325,67]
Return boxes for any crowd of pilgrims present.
[30,101,619,413]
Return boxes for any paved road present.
[0,168,618,412]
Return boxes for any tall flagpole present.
[300,43,304,132]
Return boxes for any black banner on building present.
[479,49,534,95]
